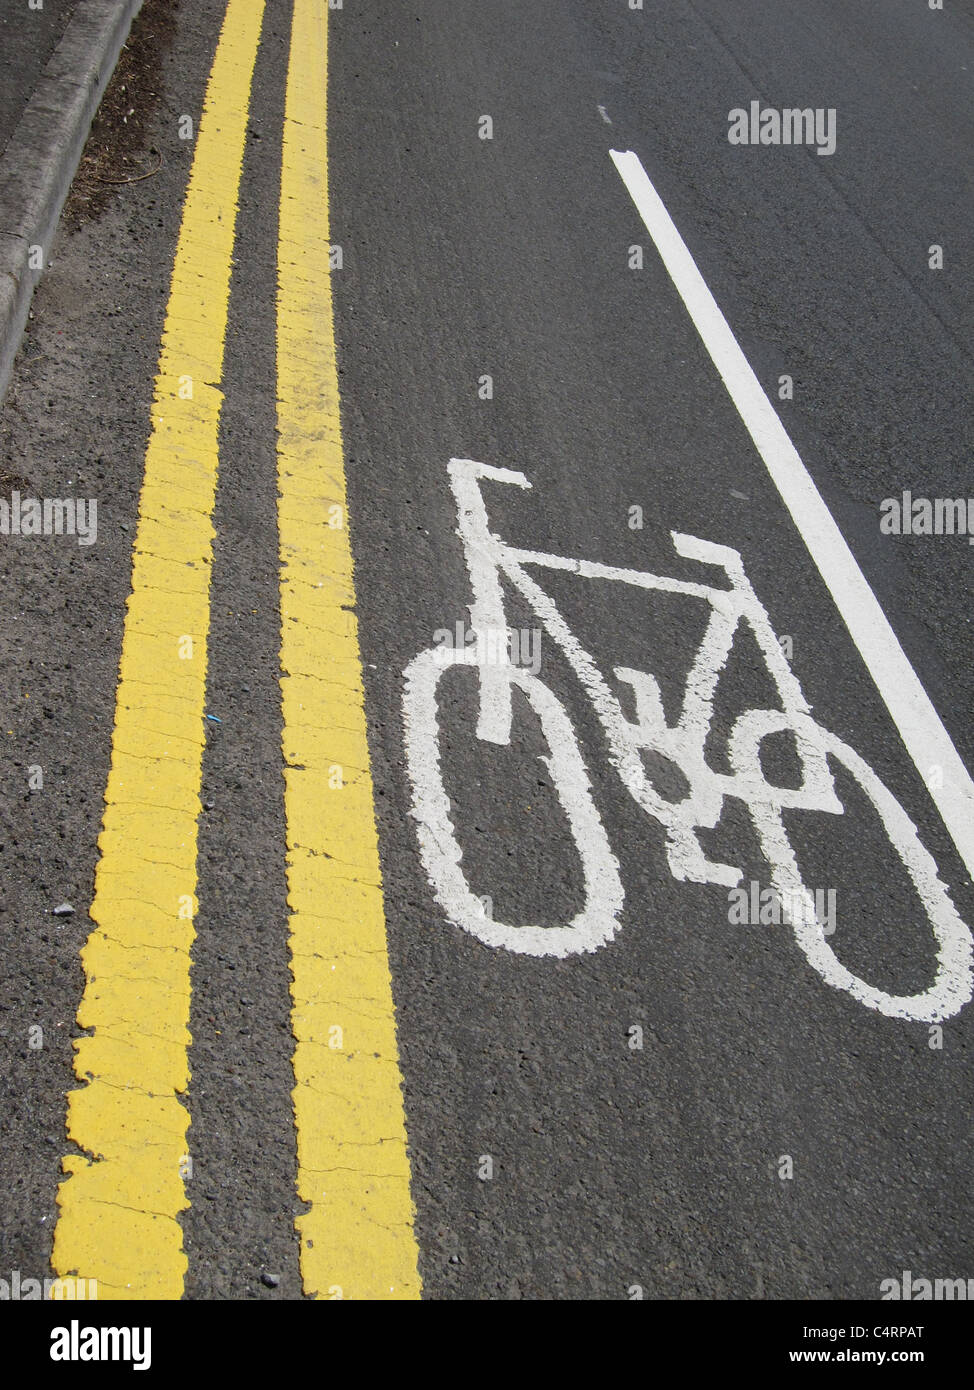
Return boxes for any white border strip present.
[611,147,974,884]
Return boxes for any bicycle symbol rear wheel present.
[730,711,974,1022]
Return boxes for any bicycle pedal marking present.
[402,460,974,1022]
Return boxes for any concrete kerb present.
[0,0,144,410]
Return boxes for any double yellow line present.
[52,0,420,1300]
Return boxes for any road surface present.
[1,0,972,1303]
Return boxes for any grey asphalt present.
[1,0,973,1301]
[0,0,78,164]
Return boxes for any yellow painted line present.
[277,0,421,1300]
[52,0,266,1299]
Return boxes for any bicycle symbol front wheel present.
[403,648,625,957]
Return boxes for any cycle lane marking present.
[403,462,971,1020]
[276,0,421,1300]
[611,148,974,887]
[50,0,266,1298]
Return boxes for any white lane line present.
[610,147,974,885]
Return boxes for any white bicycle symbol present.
[402,459,973,1023]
